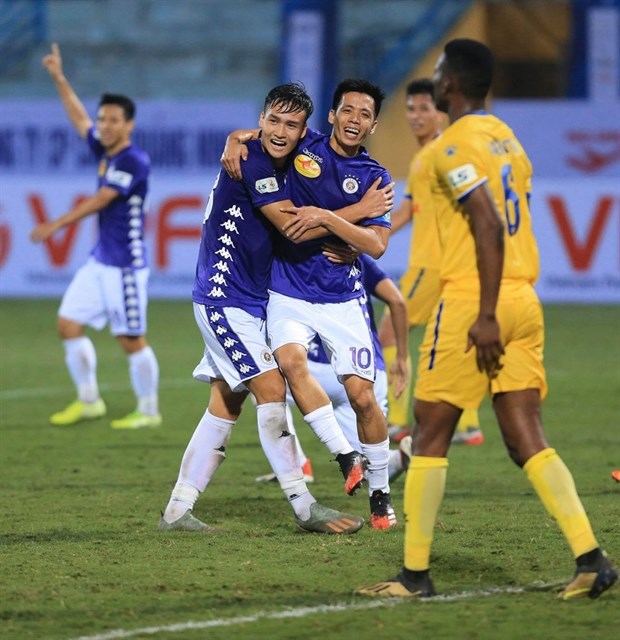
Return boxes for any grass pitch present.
[0,300,618,640]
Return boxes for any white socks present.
[128,346,159,415]
[163,409,233,523]
[362,438,390,494]
[63,336,99,403]
[257,402,315,520]
[303,403,354,457]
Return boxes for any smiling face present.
[258,102,308,167]
[328,91,377,156]
[96,104,134,154]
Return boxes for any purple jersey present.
[308,254,388,371]
[270,128,392,303]
[87,127,150,269]
[193,140,286,319]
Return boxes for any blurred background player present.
[30,43,161,430]
[357,38,617,601]
[378,78,483,446]
[256,253,412,486]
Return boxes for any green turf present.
[0,300,618,640]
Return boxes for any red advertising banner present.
[1,175,618,303]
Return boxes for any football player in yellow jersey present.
[379,79,484,446]
[357,38,616,601]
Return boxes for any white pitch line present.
[66,581,563,640]
[0,378,195,401]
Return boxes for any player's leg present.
[112,334,161,429]
[160,378,242,532]
[248,368,363,534]
[343,373,396,529]
[494,389,617,600]
[103,266,160,429]
[255,402,314,483]
[357,398,457,597]
[50,261,108,425]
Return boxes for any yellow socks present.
[384,345,412,427]
[524,448,598,558]
[403,455,448,571]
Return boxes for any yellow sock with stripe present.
[384,345,412,427]
[455,408,480,434]
[524,448,598,558]
[403,456,448,571]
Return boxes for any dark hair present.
[99,93,136,120]
[264,82,314,121]
[331,79,385,118]
[443,39,494,100]
[406,78,435,100]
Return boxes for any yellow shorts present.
[414,283,547,409]
[399,265,441,327]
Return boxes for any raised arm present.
[42,43,92,138]
[30,186,118,242]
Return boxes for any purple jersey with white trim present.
[270,128,392,303]
[87,127,150,269]
[308,254,388,371]
[193,140,286,319]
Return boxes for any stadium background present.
[1,0,618,304]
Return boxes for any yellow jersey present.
[429,111,540,290]
[404,136,443,271]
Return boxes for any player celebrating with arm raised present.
[31,43,161,430]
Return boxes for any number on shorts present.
[349,346,371,369]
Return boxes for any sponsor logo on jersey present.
[294,154,321,178]
[105,166,133,188]
[342,175,359,194]
[447,163,478,188]
[255,177,279,194]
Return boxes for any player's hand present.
[465,314,504,378]
[358,178,395,219]
[321,241,359,264]
[220,131,253,180]
[30,221,58,243]
[389,356,410,399]
[281,205,330,240]
[42,42,63,79]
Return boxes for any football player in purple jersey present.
[30,43,160,430]
[159,83,393,534]
[222,79,399,529]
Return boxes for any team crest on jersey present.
[255,177,279,194]
[444,145,457,156]
[260,350,273,364]
[294,154,321,178]
[342,175,359,194]
[98,159,107,177]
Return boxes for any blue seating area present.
[0,0,470,101]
